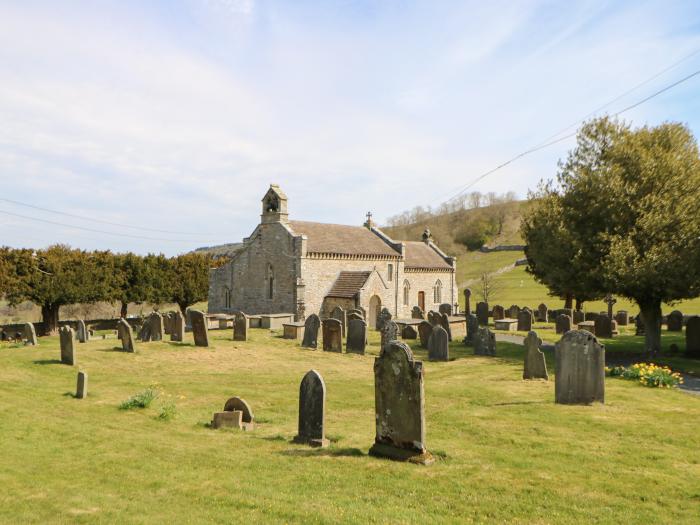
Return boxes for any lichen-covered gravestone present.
[523,331,548,380]
[171,311,185,342]
[368,341,433,465]
[212,397,255,430]
[686,316,700,358]
[117,319,135,352]
[380,320,398,352]
[411,306,424,320]
[293,370,329,448]
[346,319,367,354]
[23,322,37,346]
[76,371,88,399]
[330,306,346,337]
[474,326,496,356]
[322,318,343,353]
[233,312,248,342]
[556,314,572,335]
[476,302,489,326]
[492,305,505,321]
[77,319,89,343]
[517,309,533,332]
[428,325,449,362]
[594,315,614,338]
[667,310,683,332]
[189,310,210,347]
[301,314,320,349]
[464,313,478,346]
[59,326,76,365]
[418,321,432,349]
[555,330,605,405]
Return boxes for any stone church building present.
[208,185,456,327]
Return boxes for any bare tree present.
[478,272,501,303]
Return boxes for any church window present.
[403,280,410,306]
[433,280,442,303]
[224,287,232,309]
[387,264,393,281]
[267,264,274,299]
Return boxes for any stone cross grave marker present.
[463,288,472,316]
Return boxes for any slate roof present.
[404,241,452,270]
[326,271,372,298]
[289,221,400,257]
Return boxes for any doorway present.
[369,295,382,329]
[418,291,425,312]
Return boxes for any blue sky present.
[1,0,700,255]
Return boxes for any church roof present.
[404,241,452,270]
[289,221,400,257]
[326,271,372,298]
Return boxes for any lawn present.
[1,328,699,523]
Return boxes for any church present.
[208,185,457,327]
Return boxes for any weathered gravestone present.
[476,302,489,326]
[293,370,329,448]
[117,319,135,352]
[347,319,367,354]
[189,310,210,347]
[402,324,417,340]
[380,320,398,352]
[347,311,363,323]
[594,315,614,338]
[555,330,605,405]
[348,308,365,320]
[474,326,496,356]
[368,341,433,465]
[233,312,248,342]
[322,318,343,353]
[301,314,320,349]
[556,314,572,335]
[330,306,346,337]
[76,370,88,399]
[418,321,432,349]
[492,305,505,321]
[523,331,548,380]
[171,311,185,342]
[439,303,452,316]
[377,308,392,331]
[686,316,700,358]
[59,326,76,365]
[23,322,37,346]
[536,303,548,323]
[463,288,472,316]
[667,310,683,332]
[614,310,629,326]
[140,312,164,342]
[464,313,478,346]
[212,397,255,430]
[77,319,89,343]
[507,305,520,320]
[428,325,449,362]
[517,309,533,332]
[573,310,585,324]
[426,311,438,326]
[439,312,452,341]
[584,312,599,322]
[411,306,424,320]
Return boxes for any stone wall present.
[397,266,456,319]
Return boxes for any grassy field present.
[1,329,699,523]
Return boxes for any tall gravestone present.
[476,302,489,326]
[76,319,89,343]
[190,310,210,347]
[492,305,505,321]
[293,370,329,448]
[76,371,88,399]
[555,330,605,405]
[233,312,248,342]
[330,306,346,337]
[149,312,164,341]
[556,314,572,335]
[380,320,399,352]
[614,310,629,326]
[302,314,320,349]
[594,315,614,338]
[368,341,433,465]
[465,313,478,346]
[426,311,438,327]
[428,325,449,362]
[59,326,76,365]
[418,321,432,349]
[573,310,585,324]
[667,310,683,332]
[686,316,700,358]
[117,319,135,352]
[439,312,452,342]
[536,303,548,323]
[346,319,367,355]
[411,306,424,320]
[523,331,548,380]
[322,318,343,353]
[507,305,520,320]
[171,311,185,342]
[347,311,363,323]
[439,303,452,316]
[463,288,472,316]
[517,309,533,332]
[474,326,496,356]
[23,323,37,346]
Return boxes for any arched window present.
[224,287,232,309]
[267,264,274,299]
[433,280,442,304]
[403,280,410,306]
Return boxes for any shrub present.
[606,363,683,388]
[119,386,160,410]
[157,401,177,421]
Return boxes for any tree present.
[113,253,149,318]
[522,117,700,355]
[477,272,501,303]
[168,253,212,316]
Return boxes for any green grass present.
[1,329,699,523]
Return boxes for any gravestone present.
[76,319,89,343]
[594,315,614,338]
[427,311,438,326]
[330,306,346,337]
[555,330,604,404]
[492,305,505,321]
[368,341,433,465]
[411,306,424,320]
[517,309,533,332]
[556,314,572,335]
[233,312,248,342]
[507,305,520,320]
[474,326,496,356]
[686,316,700,358]
[465,313,478,346]
[523,331,548,380]
[377,308,392,331]
[76,371,88,399]
[635,312,645,335]
[439,312,452,342]
[584,312,598,322]
[23,323,37,346]
[347,319,367,354]
[117,319,135,352]
[614,310,629,326]
[171,311,185,342]
[439,303,452,316]
[322,318,343,353]
[427,325,449,361]
[149,312,164,341]
[573,310,585,324]
[380,320,398,352]
[347,311,363,323]
[189,310,210,347]
[301,314,320,349]
[212,397,255,430]
[418,321,432,349]
[293,370,329,447]
[59,326,76,365]
[667,310,683,332]
[401,324,417,340]
[536,303,548,322]
[463,288,472,316]
[476,302,489,326]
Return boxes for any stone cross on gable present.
[364,211,374,229]
[604,294,617,318]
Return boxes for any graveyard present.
[1,320,699,523]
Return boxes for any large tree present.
[113,253,150,318]
[168,252,212,316]
[522,117,700,355]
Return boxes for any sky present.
[1,0,700,256]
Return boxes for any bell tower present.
[261,184,289,224]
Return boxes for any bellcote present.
[261,184,289,224]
